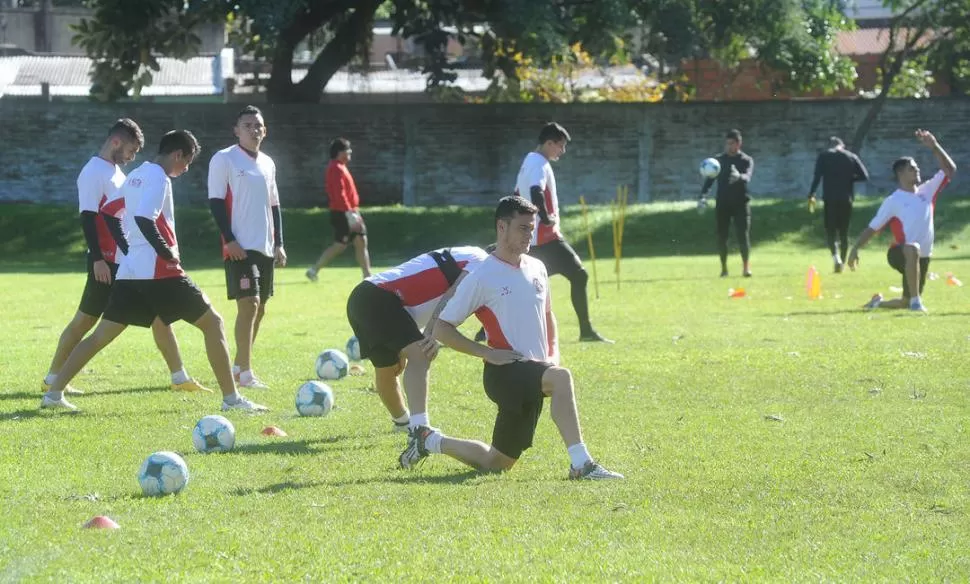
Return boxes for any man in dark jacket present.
[808,136,869,272]
[700,129,755,277]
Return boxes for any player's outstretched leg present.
[399,425,515,472]
[191,308,267,412]
[40,320,127,411]
[150,318,212,393]
[43,311,99,396]
[352,235,372,278]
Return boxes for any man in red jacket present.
[306,138,372,281]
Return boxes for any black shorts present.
[78,255,120,317]
[346,281,423,368]
[823,199,853,233]
[103,277,211,328]
[225,251,275,302]
[887,245,930,298]
[528,238,583,278]
[330,210,367,244]
[483,360,553,460]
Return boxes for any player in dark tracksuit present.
[699,129,755,278]
[807,136,869,272]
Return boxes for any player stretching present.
[848,129,956,312]
[699,129,755,278]
[41,131,267,412]
[208,106,287,390]
[306,137,372,281]
[347,246,488,432]
[41,118,209,401]
[400,196,623,480]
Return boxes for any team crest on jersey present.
[128,178,142,187]
[533,278,544,293]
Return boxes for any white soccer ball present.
[315,349,349,380]
[138,451,189,497]
[296,380,335,417]
[700,157,721,179]
[191,414,236,454]
[345,336,361,361]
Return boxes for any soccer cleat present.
[40,381,84,395]
[221,395,268,412]
[40,395,78,411]
[393,420,410,434]
[238,374,270,390]
[305,268,318,282]
[399,425,433,469]
[862,293,883,311]
[743,270,753,278]
[910,299,928,313]
[719,269,729,278]
[834,261,844,274]
[579,330,615,344]
[171,378,214,393]
[568,461,624,480]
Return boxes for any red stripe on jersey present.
[101,197,125,218]
[221,185,234,260]
[376,261,470,306]
[931,176,950,206]
[888,217,905,246]
[154,215,184,279]
[95,193,117,263]
[475,306,512,350]
[537,185,558,245]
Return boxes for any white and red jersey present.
[115,162,184,280]
[439,254,555,362]
[515,151,562,246]
[207,145,280,259]
[868,170,950,258]
[368,246,488,329]
[77,156,126,263]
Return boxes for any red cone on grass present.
[83,516,119,529]
[261,426,287,437]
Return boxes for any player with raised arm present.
[699,129,755,278]
[399,196,623,480]
[848,129,956,313]
[40,130,267,413]
[42,119,210,400]
[208,105,287,390]
[347,246,488,432]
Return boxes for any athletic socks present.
[44,373,57,385]
[567,443,593,469]
[409,412,429,430]
[171,369,190,385]
[425,429,444,454]
[392,411,410,425]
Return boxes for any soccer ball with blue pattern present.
[315,349,349,380]
[346,336,362,361]
[191,415,235,454]
[296,380,335,417]
[138,451,189,497]
[699,157,721,179]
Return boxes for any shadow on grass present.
[231,481,328,496]
[0,391,41,402]
[230,436,349,456]
[325,469,486,487]
[0,408,45,422]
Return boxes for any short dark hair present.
[108,118,144,149]
[495,195,538,225]
[330,137,351,159]
[236,105,263,124]
[829,136,844,148]
[726,129,742,142]
[158,129,200,161]
[892,156,916,177]
[538,122,570,145]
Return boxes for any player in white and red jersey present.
[208,105,287,390]
[848,129,956,313]
[40,119,209,402]
[514,122,611,343]
[347,246,488,433]
[399,196,623,480]
[41,131,266,413]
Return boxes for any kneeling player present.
[401,196,623,480]
[40,130,267,413]
[347,246,488,433]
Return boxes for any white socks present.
[910,295,922,307]
[425,430,443,454]
[833,253,842,264]
[392,411,410,425]
[171,369,190,384]
[409,412,429,430]
[567,443,593,469]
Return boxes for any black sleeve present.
[272,205,283,247]
[853,154,869,182]
[529,185,551,224]
[80,211,103,261]
[208,199,236,243]
[809,154,823,195]
[135,216,175,261]
[701,177,715,196]
[101,212,129,256]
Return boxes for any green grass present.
[3,201,970,580]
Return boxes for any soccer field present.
[2,201,970,581]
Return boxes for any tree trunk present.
[850,85,891,155]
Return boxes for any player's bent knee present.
[542,366,573,394]
[71,312,99,333]
[483,447,517,471]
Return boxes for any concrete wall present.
[2,99,969,208]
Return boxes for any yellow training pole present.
[579,196,599,299]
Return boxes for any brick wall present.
[1,99,968,208]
